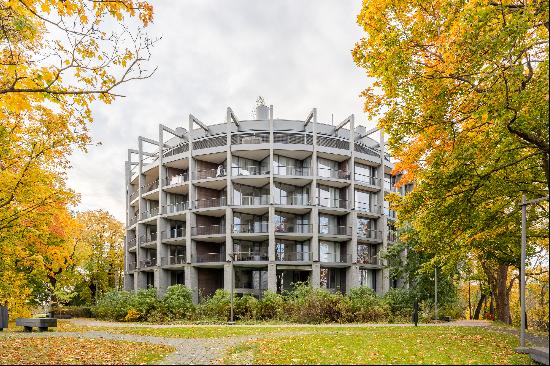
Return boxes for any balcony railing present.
[128,214,138,226]
[194,197,226,209]
[192,225,225,236]
[276,251,312,261]
[140,258,157,268]
[274,223,312,234]
[237,195,269,206]
[161,228,185,240]
[233,222,269,234]
[355,202,382,214]
[319,225,352,236]
[232,166,269,176]
[195,252,225,263]
[127,237,137,247]
[320,253,352,263]
[166,173,188,186]
[235,282,267,293]
[139,233,157,244]
[386,210,397,219]
[273,166,311,176]
[357,255,381,266]
[318,197,349,209]
[129,190,139,201]
[387,230,398,242]
[354,142,381,158]
[384,179,399,193]
[163,142,189,158]
[357,229,382,241]
[193,168,226,180]
[231,132,270,145]
[317,135,350,150]
[163,202,188,214]
[142,179,159,193]
[127,262,137,271]
[233,251,269,261]
[273,132,312,145]
[317,167,351,180]
[275,195,310,206]
[141,207,159,220]
[354,173,380,187]
[161,255,186,266]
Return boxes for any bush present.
[234,295,258,321]
[257,291,285,321]
[284,283,344,323]
[348,287,389,322]
[93,290,134,321]
[198,289,231,321]
[383,288,414,320]
[52,306,93,318]
[129,288,159,321]
[162,285,194,320]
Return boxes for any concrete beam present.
[227,107,240,127]
[190,114,210,133]
[333,114,353,133]
[304,108,316,127]
[160,124,187,140]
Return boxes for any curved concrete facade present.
[124,105,404,302]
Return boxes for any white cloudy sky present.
[67,0,377,222]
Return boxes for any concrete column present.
[312,262,321,289]
[224,263,232,292]
[267,263,277,292]
[268,205,276,261]
[349,115,358,294]
[379,129,390,294]
[136,139,145,290]
[188,266,199,303]
[186,115,194,268]
[311,108,319,264]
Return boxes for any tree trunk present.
[474,283,486,320]
[482,262,512,324]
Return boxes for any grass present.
[0,336,174,365]
[223,326,534,365]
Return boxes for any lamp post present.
[229,253,235,324]
[434,266,438,321]
[515,194,548,353]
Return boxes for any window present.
[320,241,341,262]
[273,155,311,175]
[171,271,184,285]
[317,184,347,208]
[354,163,377,184]
[146,272,155,288]
[273,182,309,205]
[355,190,377,212]
[357,218,376,238]
[360,269,376,290]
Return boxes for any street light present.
[516,194,548,353]
[228,253,235,324]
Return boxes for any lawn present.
[0,337,174,365]
[223,326,533,365]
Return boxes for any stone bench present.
[15,318,57,332]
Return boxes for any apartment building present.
[124,103,404,303]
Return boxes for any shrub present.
[129,288,159,321]
[162,285,194,320]
[348,287,389,322]
[284,283,344,323]
[257,291,285,321]
[234,295,258,321]
[93,290,134,321]
[124,308,141,322]
[383,288,414,320]
[198,289,231,321]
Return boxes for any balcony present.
[193,168,226,180]
[127,262,137,271]
[129,190,139,201]
[275,195,310,206]
[166,173,188,186]
[192,225,225,236]
[317,168,351,180]
[231,132,270,145]
[274,223,312,234]
[233,222,269,234]
[141,207,159,220]
[161,255,186,266]
[127,237,137,248]
[276,251,312,261]
[355,202,382,214]
[357,255,381,266]
[233,251,269,261]
[139,233,157,245]
[142,179,159,193]
[357,229,382,241]
[273,132,312,145]
[161,228,185,241]
[194,197,226,209]
[354,174,380,187]
[232,166,269,176]
[128,214,138,226]
[163,201,188,214]
[163,142,189,158]
[236,195,269,206]
[318,197,349,209]
[387,230,398,242]
[319,225,352,236]
[195,252,225,263]
[235,281,267,295]
[273,166,311,177]
[140,258,157,268]
[320,253,352,264]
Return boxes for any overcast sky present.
[67,0,377,222]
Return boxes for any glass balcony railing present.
[194,197,226,209]
[357,229,382,241]
[233,222,269,234]
[191,225,225,236]
[128,214,139,226]
[236,195,269,206]
[273,166,311,176]
[163,202,188,214]
[355,202,382,214]
[318,197,349,209]
[319,225,352,236]
[195,252,225,263]
[233,251,269,261]
[139,258,157,268]
[320,253,352,263]
[139,233,157,244]
[275,251,312,261]
[166,173,188,186]
[193,168,226,180]
[141,207,159,220]
[357,255,381,266]
[354,173,380,186]
[317,167,351,180]
[274,223,312,234]
[161,228,185,240]
[232,166,269,176]
[275,195,310,206]
[161,255,186,266]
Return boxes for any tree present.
[353,0,548,323]
[0,0,154,315]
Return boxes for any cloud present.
[67,0,377,222]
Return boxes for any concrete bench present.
[15,318,57,332]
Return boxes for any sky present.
[67,0,377,222]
